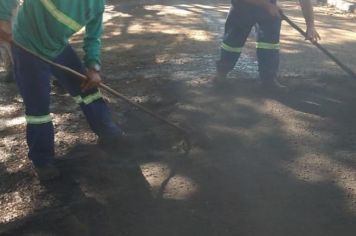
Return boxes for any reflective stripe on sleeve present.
[256,42,280,50]
[26,114,52,125]
[221,42,243,53]
[40,0,83,32]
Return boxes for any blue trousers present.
[217,2,281,81]
[12,45,122,167]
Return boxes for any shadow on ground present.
[1,0,356,235]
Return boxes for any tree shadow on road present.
[2,0,356,235]
[0,144,153,236]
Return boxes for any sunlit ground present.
[1,0,356,230]
[140,161,199,200]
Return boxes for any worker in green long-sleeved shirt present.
[13,0,104,70]
[0,0,127,180]
[0,0,103,69]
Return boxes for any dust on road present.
[1,0,356,235]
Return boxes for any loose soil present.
[1,0,356,235]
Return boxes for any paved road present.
[1,0,356,235]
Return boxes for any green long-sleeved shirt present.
[3,0,105,67]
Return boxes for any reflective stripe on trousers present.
[25,114,52,125]
[217,6,281,80]
[12,45,121,167]
[73,91,103,105]
[221,42,243,53]
[256,42,280,50]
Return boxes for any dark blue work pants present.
[217,2,282,81]
[12,45,121,167]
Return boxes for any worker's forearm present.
[299,0,316,28]
[83,13,103,68]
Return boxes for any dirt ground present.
[1,0,356,235]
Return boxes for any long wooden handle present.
[280,12,356,79]
[9,41,190,140]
